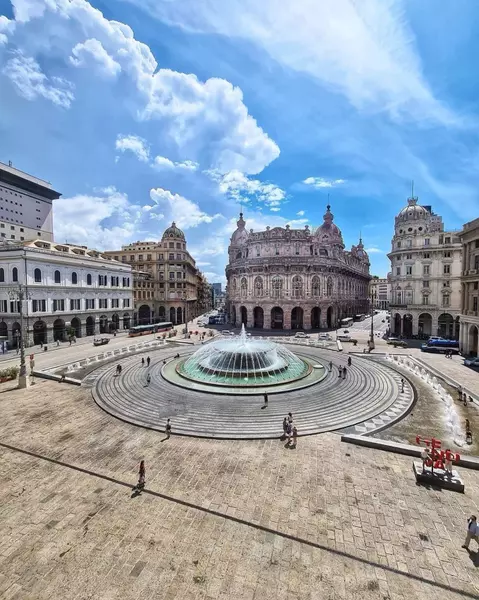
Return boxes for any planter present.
[0,376,15,383]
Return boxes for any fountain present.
[177,324,311,387]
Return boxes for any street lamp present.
[369,290,377,352]
[8,284,29,389]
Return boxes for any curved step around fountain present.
[88,345,416,439]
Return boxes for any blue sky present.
[1,0,478,284]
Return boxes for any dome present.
[162,222,185,240]
[231,213,249,246]
[398,198,429,219]
[315,205,344,246]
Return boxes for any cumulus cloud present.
[70,38,121,78]
[303,177,346,189]
[296,210,305,216]
[115,135,150,162]
[207,169,286,209]
[150,188,222,229]
[0,0,279,174]
[2,51,74,107]
[153,156,199,171]
[365,247,384,254]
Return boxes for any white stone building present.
[0,161,60,242]
[459,217,479,356]
[226,206,371,330]
[369,276,391,310]
[0,240,133,347]
[388,197,462,339]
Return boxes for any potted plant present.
[0,366,19,383]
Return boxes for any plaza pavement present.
[0,379,478,600]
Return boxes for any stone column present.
[303,306,312,330]
[283,306,292,330]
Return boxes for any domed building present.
[104,222,212,326]
[226,206,371,330]
[388,197,462,339]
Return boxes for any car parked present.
[464,357,479,370]
[294,332,309,338]
[337,335,351,342]
[318,333,332,341]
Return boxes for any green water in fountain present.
[177,324,310,386]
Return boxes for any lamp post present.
[369,290,377,352]
[8,284,29,389]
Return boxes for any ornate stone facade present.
[225,206,371,330]
[388,197,462,338]
[459,217,479,355]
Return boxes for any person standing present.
[282,417,288,439]
[165,418,172,439]
[288,412,293,425]
[264,393,268,406]
[329,361,333,372]
[462,515,479,550]
[342,366,347,379]
[141,357,145,367]
[401,378,405,393]
[147,356,151,367]
[292,426,298,448]
[146,373,151,386]
[347,356,351,367]
[338,365,343,378]
[136,460,146,492]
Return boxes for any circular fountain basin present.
[176,326,311,387]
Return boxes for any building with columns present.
[459,217,479,356]
[388,197,462,339]
[225,206,371,330]
[104,222,210,325]
[0,240,133,347]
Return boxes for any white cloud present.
[2,51,74,108]
[0,16,15,45]
[365,247,384,254]
[270,207,280,212]
[150,188,222,229]
[303,177,346,189]
[196,261,211,267]
[138,0,457,125]
[296,210,305,216]
[116,135,150,162]
[0,0,279,175]
[207,169,286,209]
[153,156,199,171]
[70,38,121,78]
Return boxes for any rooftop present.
[0,161,61,200]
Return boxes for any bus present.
[341,318,354,328]
[128,322,173,337]
[354,314,366,322]
[421,338,459,354]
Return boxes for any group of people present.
[282,412,298,447]
[327,356,352,380]
[133,419,172,493]
[444,349,454,359]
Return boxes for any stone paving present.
[90,347,413,438]
[0,380,478,600]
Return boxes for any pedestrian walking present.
[288,412,293,424]
[466,419,473,444]
[401,378,405,393]
[282,417,288,438]
[141,357,145,366]
[146,373,151,386]
[329,361,333,372]
[291,426,298,448]
[147,356,151,367]
[462,515,479,550]
[165,418,172,439]
[347,356,352,367]
[286,422,292,445]
[116,364,122,376]
[135,460,146,492]
[338,365,343,378]
[263,393,268,406]
[342,366,347,379]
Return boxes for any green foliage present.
[0,366,19,380]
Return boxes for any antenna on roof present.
[411,180,415,199]
[8,160,12,167]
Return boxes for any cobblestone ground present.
[0,380,478,600]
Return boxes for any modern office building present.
[458,217,479,355]
[388,197,462,338]
[369,276,391,310]
[225,206,371,330]
[0,161,61,243]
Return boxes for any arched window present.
[240,277,248,297]
[0,268,4,283]
[312,276,320,297]
[292,275,303,299]
[54,270,61,284]
[254,276,263,297]
[34,268,41,283]
[272,276,283,299]
[12,267,18,283]
[326,277,333,297]
[72,272,78,285]
[87,273,92,285]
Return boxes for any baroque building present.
[104,222,210,325]
[0,239,133,346]
[225,206,371,330]
[459,217,479,356]
[388,197,462,338]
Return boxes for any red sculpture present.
[416,436,460,476]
